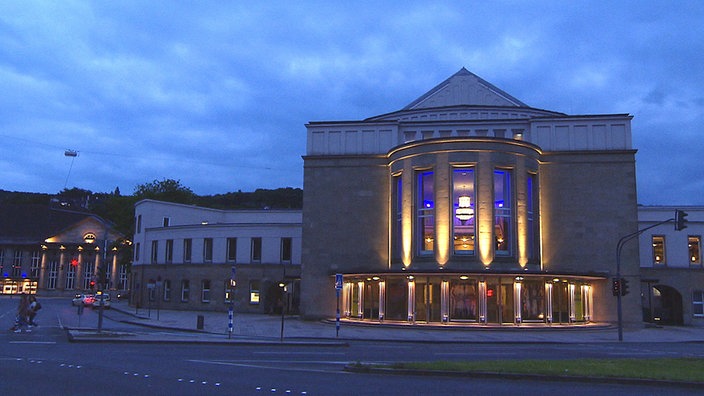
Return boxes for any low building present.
[0,203,127,296]
[638,206,704,326]
[130,199,302,313]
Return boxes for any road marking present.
[187,359,352,375]
[9,341,57,344]
[253,351,346,356]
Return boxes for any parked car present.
[92,293,111,309]
[72,293,95,306]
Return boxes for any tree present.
[134,178,196,205]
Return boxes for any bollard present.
[197,314,204,330]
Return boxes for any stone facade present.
[301,68,640,325]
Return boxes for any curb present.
[344,365,704,389]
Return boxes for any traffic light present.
[90,280,96,290]
[612,278,621,296]
[620,278,629,296]
[675,209,688,231]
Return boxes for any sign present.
[335,273,343,290]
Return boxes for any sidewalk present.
[66,300,704,344]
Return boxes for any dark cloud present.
[0,1,702,203]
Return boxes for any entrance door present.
[500,281,514,324]
[363,282,379,319]
[552,282,569,324]
[415,279,441,322]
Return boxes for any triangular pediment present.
[403,68,528,110]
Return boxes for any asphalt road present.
[1,296,703,395]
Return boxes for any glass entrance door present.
[415,278,441,322]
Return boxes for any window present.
[249,280,260,304]
[452,168,475,255]
[136,215,142,233]
[494,169,512,255]
[30,251,41,277]
[151,240,158,264]
[118,264,128,290]
[135,243,140,261]
[13,250,22,276]
[201,280,211,303]
[83,262,94,289]
[251,237,262,263]
[163,217,170,227]
[47,260,58,289]
[689,236,701,265]
[693,291,704,317]
[281,237,292,263]
[65,264,76,289]
[227,238,237,262]
[163,279,171,301]
[165,240,173,263]
[225,280,233,303]
[417,171,434,255]
[393,175,403,259]
[183,239,192,263]
[203,238,213,262]
[527,173,536,260]
[652,236,666,264]
[181,280,190,302]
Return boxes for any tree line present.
[0,179,303,237]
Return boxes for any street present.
[1,296,703,395]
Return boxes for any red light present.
[487,289,494,297]
[71,258,79,267]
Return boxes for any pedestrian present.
[28,295,41,326]
[11,294,31,333]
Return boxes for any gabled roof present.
[0,204,115,244]
[403,67,529,110]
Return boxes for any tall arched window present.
[417,171,434,255]
[494,169,512,255]
[453,168,475,255]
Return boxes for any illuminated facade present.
[301,68,641,325]
[0,204,127,296]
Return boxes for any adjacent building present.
[0,203,127,295]
[130,199,302,313]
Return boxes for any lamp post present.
[97,228,108,333]
[279,264,286,342]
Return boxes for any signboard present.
[335,273,343,290]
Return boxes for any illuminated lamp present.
[455,195,474,224]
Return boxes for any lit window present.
[494,169,512,255]
[417,171,434,255]
[249,280,260,304]
[652,236,665,264]
[689,236,701,265]
[452,168,475,255]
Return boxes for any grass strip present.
[383,358,704,382]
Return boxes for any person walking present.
[11,294,31,333]
[28,295,41,327]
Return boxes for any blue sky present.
[1,1,702,205]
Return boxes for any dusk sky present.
[1,1,702,205]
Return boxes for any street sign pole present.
[229,266,235,339]
[335,273,342,338]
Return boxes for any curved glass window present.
[417,171,434,255]
[494,170,512,255]
[452,169,475,255]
